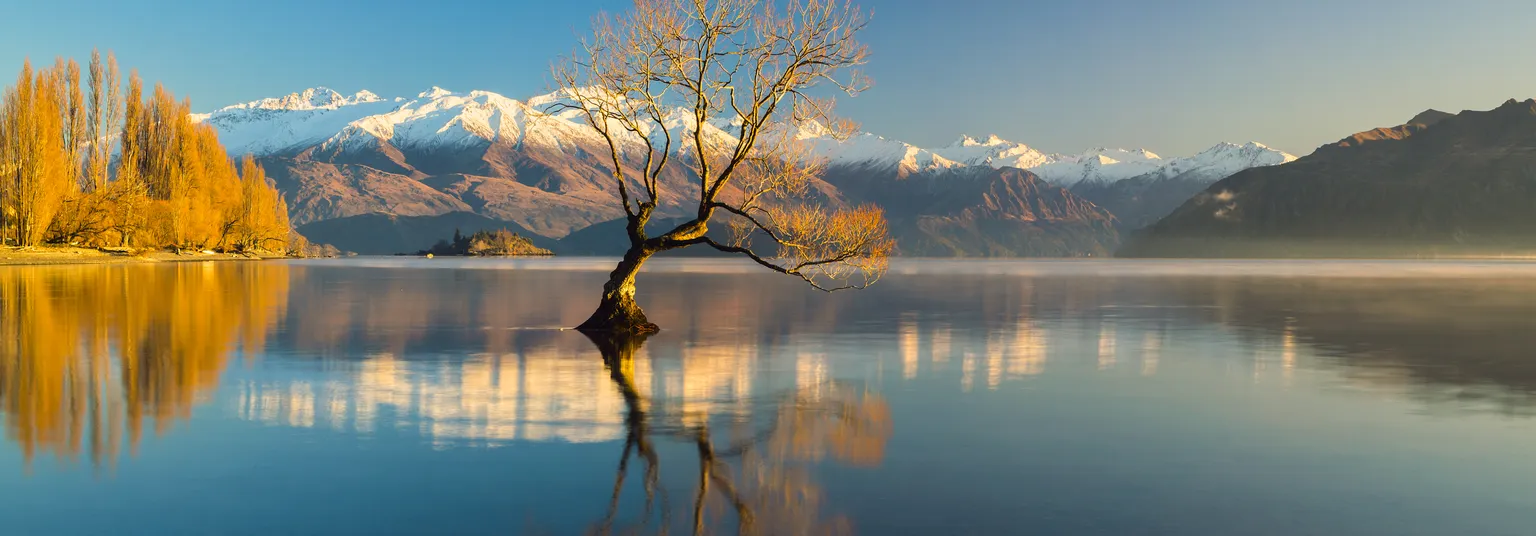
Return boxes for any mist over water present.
[2,259,1535,535]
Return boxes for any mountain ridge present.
[196,86,1294,256]
[197,86,1296,188]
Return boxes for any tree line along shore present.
[0,49,299,265]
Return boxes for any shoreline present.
[5,247,1534,267]
[0,246,293,267]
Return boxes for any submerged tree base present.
[576,296,660,335]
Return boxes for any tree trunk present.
[577,244,659,333]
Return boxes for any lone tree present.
[554,0,893,334]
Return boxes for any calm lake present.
[3,258,1536,535]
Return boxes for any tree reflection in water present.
[585,331,891,536]
[0,263,289,471]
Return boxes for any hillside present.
[1121,99,1536,257]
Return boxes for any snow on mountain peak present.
[1190,141,1296,163]
[952,134,1009,148]
[934,135,1051,170]
[208,87,388,115]
[1082,147,1162,161]
[1038,141,1298,187]
[195,85,1296,188]
[419,86,455,99]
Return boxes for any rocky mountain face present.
[197,86,1287,256]
[1122,99,1536,257]
[821,165,1120,256]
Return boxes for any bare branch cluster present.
[554,0,890,295]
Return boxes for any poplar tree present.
[0,61,72,246]
[85,49,122,193]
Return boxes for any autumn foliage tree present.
[0,50,293,252]
[554,0,893,333]
[229,156,292,252]
[0,60,73,246]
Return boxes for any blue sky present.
[4,0,1536,156]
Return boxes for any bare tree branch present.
[557,0,887,331]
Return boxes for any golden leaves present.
[1,53,293,252]
[0,59,72,246]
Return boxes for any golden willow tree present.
[0,50,292,251]
[554,0,893,333]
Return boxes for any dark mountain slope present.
[1122,99,1536,257]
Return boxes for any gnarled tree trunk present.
[578,243,658,333]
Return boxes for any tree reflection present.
[586,331,890,536]
[0,263,289,470]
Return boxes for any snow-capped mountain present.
[197,87,1294,185]
[1060,142,1298,230]
[195,86,743,159]
[800,132,963,173]
[933,135,1054,169]
[193,86,1299,255]
[930,136,1295,187]
[195,86,590,156]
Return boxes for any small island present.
[417,229,553,257]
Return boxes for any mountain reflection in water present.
[3,258,1536,535]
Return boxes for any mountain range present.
[195,86,1294,256]
[1122,99,1536,258]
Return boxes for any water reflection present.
[587,331,890,535]
[4,259,1536,534]
[7,260,1536,469]
[237,348,634,446]
[0,263,287,470]
[1145,276,1536,414]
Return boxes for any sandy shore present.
[0,246,291,266]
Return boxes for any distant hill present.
[1122,99,1536,257]
[297,212,557,255]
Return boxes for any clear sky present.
[4,0,1536,156]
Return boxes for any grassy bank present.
[0,246,292,266]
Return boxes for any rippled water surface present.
[3,258,1536,535]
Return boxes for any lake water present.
[3,258,1536,535]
